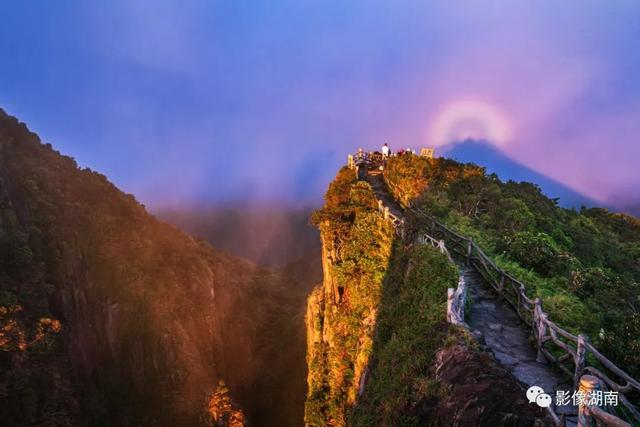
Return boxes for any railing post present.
[466,238,473,266]
[497,273,505,299]
[517,284,525,318]
[533,298,546,363]
[355,164,359,180]
[575,334,587,390]
[458,277,466,324]
[446,288,454,323]
[577,375,601,427]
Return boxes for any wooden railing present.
[376,200,403,230]
[447,276,467,326]
[578,375,632,427]
[415,231,467,326]
[350,152,638,425]
[413,209,640,426]
[376,189,468,328]
[417,232,453,263]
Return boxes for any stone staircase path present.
[463,265,578,425]
[365,168,579,425]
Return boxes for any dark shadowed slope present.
[0,108,310,426]
[441,139,599,210]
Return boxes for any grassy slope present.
[350,243,458,426]
[383,154,640,378]
[307,164,542,426]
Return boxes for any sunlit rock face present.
[304,169,395,426]
[0,109,308,426]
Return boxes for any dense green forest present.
[384,154,640,378]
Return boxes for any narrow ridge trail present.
[365,169,578,425]
[463,265,577,424]
[363,169,403,218]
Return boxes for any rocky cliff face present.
[0,109,301,426]
[304,169,394,426]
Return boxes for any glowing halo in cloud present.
[428,100,512,147]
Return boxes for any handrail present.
[417,233,454,263]
[365,164,467,328]
[349,152,639,426]
[413,207,640,426]
[375,199,404,233]
[578,375,632,427]
[447,276,467,326]
[416,231,466,327]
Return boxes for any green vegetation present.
[382,155,429,207]
[351,243,459,426]
[305,167,394,426]
[383,154,640,378]
[383,154,484,208]
[306,166,466,426]
[0,110,227,425]
[0,109,305,426]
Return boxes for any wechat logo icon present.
[526,385,552,408]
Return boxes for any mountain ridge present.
[0,108,308,426]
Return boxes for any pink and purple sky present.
[1,1,639,212]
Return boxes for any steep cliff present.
[0,109,299,426]
[305,164,548,426]
[305,168,394,426]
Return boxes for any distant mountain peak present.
[439,138,599,209]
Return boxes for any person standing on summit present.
[381,143,390,158]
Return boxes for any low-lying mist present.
[156,203,321,269]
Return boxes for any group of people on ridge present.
[355,144,416,167]
[381,143,415,158]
